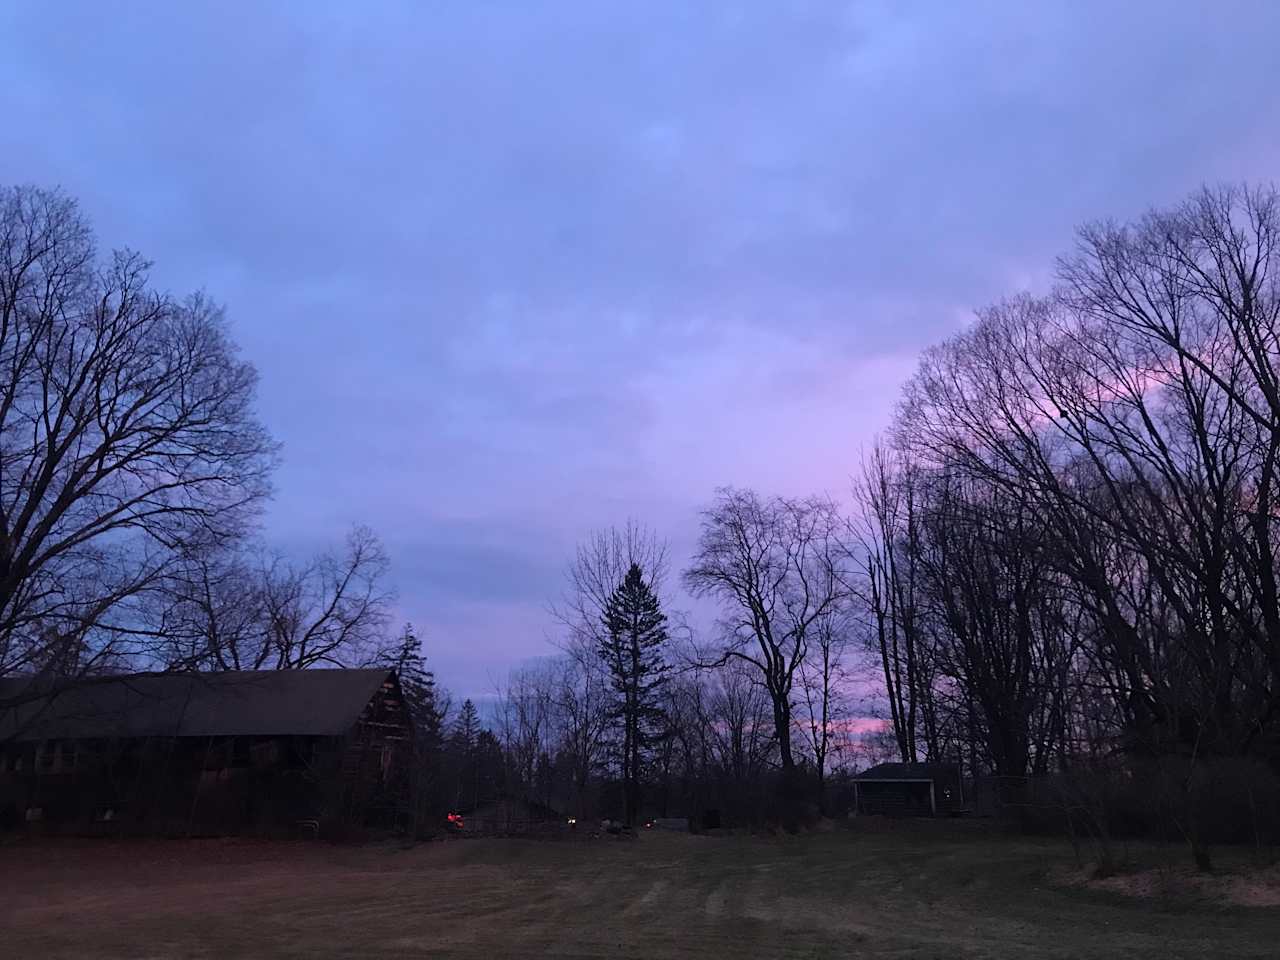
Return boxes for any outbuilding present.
[851,762,963,817]
[0,669,411,836]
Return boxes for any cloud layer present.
[2,1,1278,693]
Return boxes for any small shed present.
[852,762,963,817]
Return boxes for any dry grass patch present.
[3,825,1279,958]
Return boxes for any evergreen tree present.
[382,623,444,832]
[385,623,441,747]
[451,698,481,752]
[448,698,482,809]
[599,563,669,825]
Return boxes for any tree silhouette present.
[599,563,669,825]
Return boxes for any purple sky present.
[2,2,1278,699]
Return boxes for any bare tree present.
[550,641,611,818]
[494,660,556,805]
[254,526,393,669]
[706,658,776,784]
[146,544,266,670]
[552,521,668,652]
[850,447,939,763]
[878,183,1280,869]
[915,471,1079,782]
[795,608,851,807]
[683,488,849,774]
[0,186,275,677]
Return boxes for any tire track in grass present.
[703,878,729,918]
[621,879,668,916]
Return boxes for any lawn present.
[2,821,1277,958]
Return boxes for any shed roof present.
[855,762,961,781]
[0,669,394,741]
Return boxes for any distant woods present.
[858,184,1280,870]
[6,181,1280,865]
[487,509,858,830]
[485,184,1280,864]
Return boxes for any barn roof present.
[0,669,394,741]
[855,761,960,781]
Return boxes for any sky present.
[1,1,1278,699]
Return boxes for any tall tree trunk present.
[774,694,794,770]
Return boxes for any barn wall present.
[328,676,412,828]
[0,673,414,837]
[0,734,368,836]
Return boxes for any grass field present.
[3,821,1278,958]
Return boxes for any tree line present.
[4,183,1280,866]
[853,184,1280,869]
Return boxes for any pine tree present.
[382,623,443,831]
[599,563,669,825]
[449,698,482,809]
[385,623,441,748]
[451,698,481,752]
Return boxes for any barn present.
[0,669,411,836]
[852,762,964,817]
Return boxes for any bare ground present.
[2,822,1278,958]
[1056,860,1280,908]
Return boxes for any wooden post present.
[929,781,936,817]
